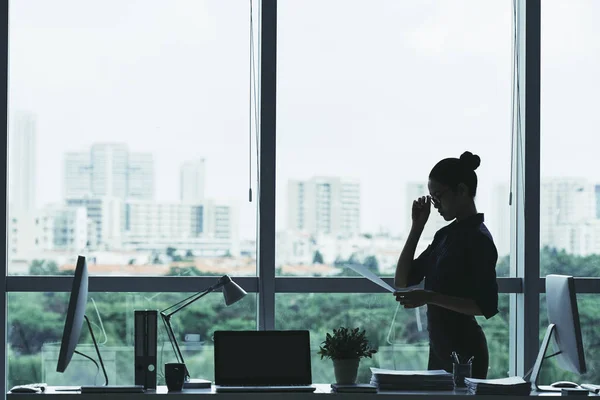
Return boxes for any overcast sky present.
[7,0,600,241]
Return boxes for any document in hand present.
[345,264,397,292]
[464,376,531,395]
[369,368,454,391]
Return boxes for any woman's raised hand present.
[411,196,431,228]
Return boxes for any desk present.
[6,385,587,399]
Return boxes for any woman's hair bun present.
[459,151,481,171]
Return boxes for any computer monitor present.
[530,274,586,391]
[56,255,108,386]
[54,255,144,393]
[56,255,89,373]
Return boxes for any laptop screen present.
[214,330,312,386]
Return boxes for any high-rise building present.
[595,184,600,219]
[9,111,36,212]
[180,158,206,203]
[128,153,155,200]
[64,152,92,198]
[63,143,154,201]
[123,199,238,256]
[287,177,360,236]
[90,143,129,199]
[66,196,123,249]
[540,178,595,249]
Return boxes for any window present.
[7,292,257,388]
[540,0,600,275]
[276,0,513,278]
[276,294,510,382]
[3,0,563,391]
[7,0,257,276]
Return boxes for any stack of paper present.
[464,376,531,395]
[370,368,454,391]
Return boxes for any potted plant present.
[318,327,377,384]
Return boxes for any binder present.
[134,310,157,389]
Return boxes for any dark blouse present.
[406,213,499,356]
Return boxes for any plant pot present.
[333,358,360,384]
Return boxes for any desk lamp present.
[160,275,247,388]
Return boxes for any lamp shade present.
[219,275,247,306]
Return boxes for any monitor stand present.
[530,323,563,392]
[56,315,144,393]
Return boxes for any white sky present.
[7,0,600,241]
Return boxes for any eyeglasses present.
[429,188,449,207]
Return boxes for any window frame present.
[3,0,596,394]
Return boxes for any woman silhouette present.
[393,151,499,379]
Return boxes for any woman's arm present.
[395,289,483,316]
[395,196,430,288]
[394,223,425,288]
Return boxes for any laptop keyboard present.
[215,385,316,392]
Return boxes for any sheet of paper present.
[370,368,452,376]
[345,263,397,292]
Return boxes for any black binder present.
[134,310,157,389]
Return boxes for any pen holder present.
[452,363,472,388]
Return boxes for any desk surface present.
[6,384,587,399]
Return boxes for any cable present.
[90,297,108,345]
[523,351,562,380]
[249,0,262,203]
[74,350,100,385]
[249,0,253,203]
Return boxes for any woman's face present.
[428,178,462,221]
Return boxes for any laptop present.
[213,330,316,392]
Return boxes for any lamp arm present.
[159,279,226,382]
[161,284,220,318]
[161,313,187,374]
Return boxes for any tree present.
[334,256,345,266]
[151,253,162,264]
[348,253,360,265]
[29,260,59,275]
[363,255,379,272]
[166,247,177,258]
[313,250,324,264]
[185,249,194,259]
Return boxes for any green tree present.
[166,247,177,258]
[29,260,59,275]
[313,250,324,264]
[363,256,379,272]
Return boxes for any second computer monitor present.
[531,274,586,391]
[546,274,586,375]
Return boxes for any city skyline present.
[7,1,600,243]
[9,126,600,268]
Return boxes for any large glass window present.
[7,292,257,388]
[540,0,600,276]
[276,293,510,383]
[276,0,512,278]
[7,0,257,276]
[2,0,554,390]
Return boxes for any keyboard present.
[80,385,145,393]
[580,383,600,394]
[215,385,316,393]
